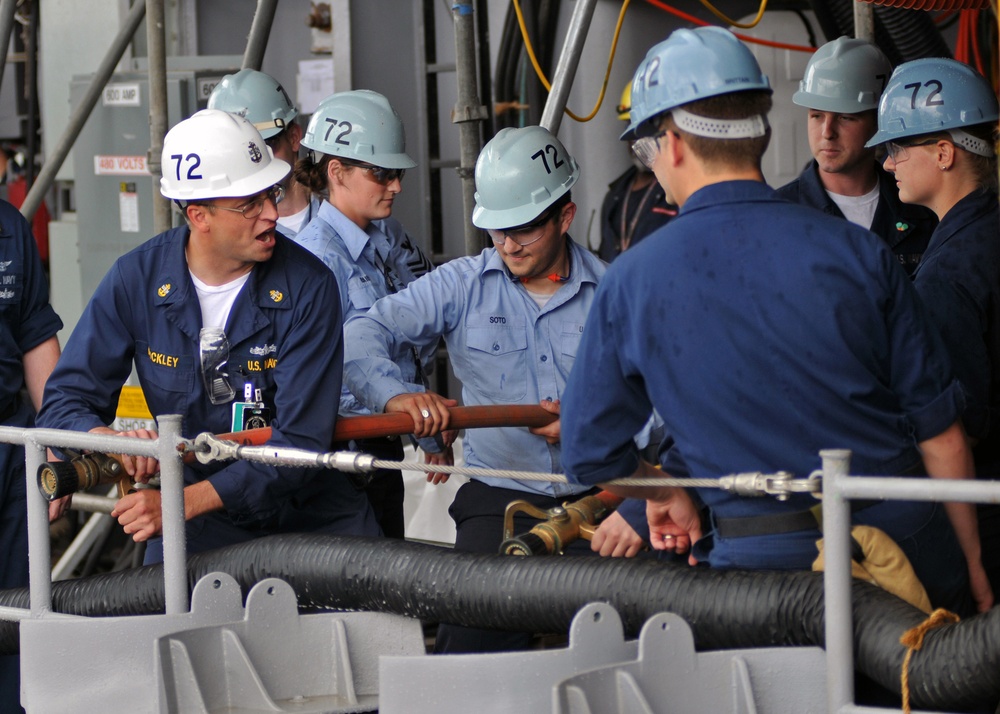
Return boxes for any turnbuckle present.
[717,470,822,501]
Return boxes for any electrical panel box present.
[69,59,240,303]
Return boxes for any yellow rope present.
[899,608,960,714]
[696,0,768,29]
[510,0,631,123]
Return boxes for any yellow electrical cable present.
[511,0,631,123]
[697,0,768,30]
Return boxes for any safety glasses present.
[340,159,405,185]
[210,185,284,220]
[200,327,235,405]
[631,129,668,169]
[487,206,560,248]
[884,138,939,163]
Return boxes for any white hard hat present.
[159,109,290,201]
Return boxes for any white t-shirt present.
[190,271,251,330]
[827,184,879,230]
[524,288,554,310]
[277,203,312,238]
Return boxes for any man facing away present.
[560,27,991,615]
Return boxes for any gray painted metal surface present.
[21,572,424,712]
[381,603,826,714]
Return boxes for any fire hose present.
[0,534,995,711]
[37,404,557,501]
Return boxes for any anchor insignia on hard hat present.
[269,289,284,303]
[248,141,263,164]
[157,283,172,298]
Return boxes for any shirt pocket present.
[465,316,529,402]
[558,321,585,375]
[347,274,381,312]
[135,340,195,403]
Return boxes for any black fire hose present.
[0,534,997,711]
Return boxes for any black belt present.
[714,499,881,539]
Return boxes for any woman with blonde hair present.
[871,56,999,611]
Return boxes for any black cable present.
[791,9,818,48]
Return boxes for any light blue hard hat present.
[866,57,999,147]
[622,26,771,141]
[793,36,892,113]
[208,69,298,140]
[472,126,579,230]
[301,90,416,169]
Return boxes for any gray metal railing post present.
[157,414,188,614]
[539,0,599,135]
[821,449,855,713]
[146,0,170,234]
[451,1,488,257]
[242,0,279,70]
[24,435,51,614]
[21,0,147,222]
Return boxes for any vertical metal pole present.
[242,0,279,71]
[539,0,599,135]
[24,436,50,614]
[157,414,188,615]
[853,1,875,42]
[0,0,18,97]
[451,1,488,257]
[821,449,854,713]
[21,0,147,222]
[146,0,170,234]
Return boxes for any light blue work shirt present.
[296,201,436,421]
[344,239,605,497]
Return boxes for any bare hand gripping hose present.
[0,535,996,711]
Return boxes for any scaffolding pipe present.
[146,0,170,234]
[451,1,489,257]
[242,0,279,70]
[0,0,18,98]
[853,0,875,41]
[539,0,599,135]
[51,511,114,581]
[20,0,147,222]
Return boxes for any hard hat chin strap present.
[671,107,768,140]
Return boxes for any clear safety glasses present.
[200,327,235,405]
[210,185,284,220]
[487,207,558,248]
[883,138,939,163]
[631,129,668,169]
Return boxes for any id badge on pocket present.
[232,385,271,431]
